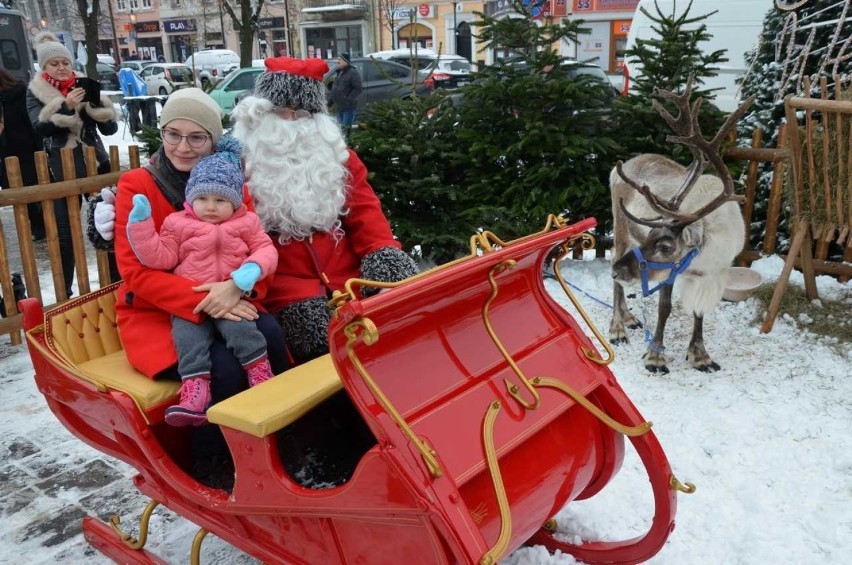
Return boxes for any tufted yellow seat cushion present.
[207,354,341,438]
[77,351,180,412]
[45,284,179,417]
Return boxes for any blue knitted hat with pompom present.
[185,136,244,209]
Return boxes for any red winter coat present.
[114,167,268,378]
[262,149,401,311]
[127,203,277,286]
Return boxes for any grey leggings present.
[171,316,267,380]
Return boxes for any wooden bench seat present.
[207,354,342,438]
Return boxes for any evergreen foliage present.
[612,0,727,162]
[354,1,621,261]
[351,94,472,265]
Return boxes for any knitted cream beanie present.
[34,32,73,69]
[158,88,223,143]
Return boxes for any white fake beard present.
[232,95,350,241]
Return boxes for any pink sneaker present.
[246,359,274,387]
[165,377,211,426]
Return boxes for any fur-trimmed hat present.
[34,32,73,69]
[253,57,329,114]
[159,88,223,143]
[185,136,244,210]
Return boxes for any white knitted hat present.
[34,31,73,69]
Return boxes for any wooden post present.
[763,123,789,255]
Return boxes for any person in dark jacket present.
[0,69,45,240]
[329,53,362,139]
[26,31,118,297]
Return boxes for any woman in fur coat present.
[27,32,118,297]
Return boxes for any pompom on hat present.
[253,57,329,114]
[185,136,244,210]
[159,88,223,143]
[34,31,73,69]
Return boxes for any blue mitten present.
[231,262,262,292]
[128,194,152,223]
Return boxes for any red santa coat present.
[262,149,401,312]
[114,167,267,378]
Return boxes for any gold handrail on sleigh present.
[329,214,574,309]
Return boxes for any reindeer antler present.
[618,74,755,227]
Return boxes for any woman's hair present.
[0,68,18,91]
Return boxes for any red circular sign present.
[418,3,430,16]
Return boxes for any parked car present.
[139,63,196,95]
[325,58,431,114]
[209,65,265,114]
[119,60,155,74]
[185,49,240,89]
[96,53,116,66]
[503,58,621,100]
[367,48,472,90]
[73,61,120,91]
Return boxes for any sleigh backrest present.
[41,283,180,418]
[46,284,123,364]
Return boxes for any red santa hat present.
[253,57,330,115]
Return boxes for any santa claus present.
[229,57,417,363]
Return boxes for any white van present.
[625,0,773,111]
[184,49,240,88]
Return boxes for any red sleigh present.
[22,215,692,564]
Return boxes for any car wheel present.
[159,87,168,96]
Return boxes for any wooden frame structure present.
[762,78,852,332]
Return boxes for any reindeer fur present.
[609,154,745,373]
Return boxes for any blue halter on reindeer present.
[631,246,701,297]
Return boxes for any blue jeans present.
[338,110,357,128]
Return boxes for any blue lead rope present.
[632,247,701,297]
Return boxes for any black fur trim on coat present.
[85,188,116,251]
[359,246,418,297]
[276,297,332,364]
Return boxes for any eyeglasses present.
[272,107,312,121]
[160,129,211,148]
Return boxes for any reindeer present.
[609,77,754,374]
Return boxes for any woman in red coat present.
[112,88,288,488]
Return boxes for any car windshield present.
[438,59,471,73]
[167,67,193,82]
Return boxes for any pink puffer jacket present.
[127,203,278,285]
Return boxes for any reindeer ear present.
[681,222,704,248]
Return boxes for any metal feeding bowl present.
[723,267,763,302]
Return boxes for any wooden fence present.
[0,144,141,345]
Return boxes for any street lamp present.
[451,1,458,55]
[107,0,122,65]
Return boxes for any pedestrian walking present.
[330,53,362,139]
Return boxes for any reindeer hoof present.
[695,361,721,373]
[609,336,629,345]
[643,350,669,374]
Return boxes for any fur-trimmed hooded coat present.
[26,73,118,179]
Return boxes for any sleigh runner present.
[22,215,691,564]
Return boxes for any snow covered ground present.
[0,123,849,563]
